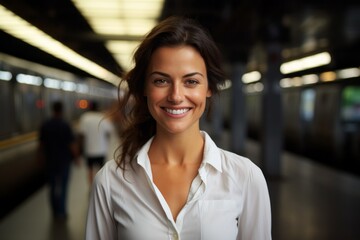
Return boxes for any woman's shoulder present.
[202,131,263,177]
[94,159,139,186]
[218,148,265,182]
[93,159,122,185]
[100,159,119,173]
[219,149,254,167]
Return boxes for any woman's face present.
[145,45,211,135]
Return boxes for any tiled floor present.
[266,148,360,240]
[0,163,89,240]
[1,139,360,240]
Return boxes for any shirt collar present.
[136,131,223,179]
[136,136,154,179]
[201,131,222,173]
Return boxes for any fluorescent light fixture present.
[292,77,303,87]
[44,78,62,89]
[0,70,12,81]
[320,71,336,82]
[302,74,318,85]
[280,78,292,88]
[218,79,232,90]
[72,0,164,72]
[76,83,90,93]
[87,19,156,35]
[280,77,303,88]
[245,82,264,93]
[62,81,77,91]
[280,66,360,88]
[16,73,42,86]
[242,71,261,83]
[0,5,121,85]
[253,82,264,92]
[106,40,140,71]
[336,67,360,79]
[280,52,331,74]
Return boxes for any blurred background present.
[0,0,359,239]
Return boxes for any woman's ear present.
[206,89,212,97]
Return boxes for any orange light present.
[78,99,88,109]
[320,71,336,82]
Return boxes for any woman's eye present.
[153,79,168,85]
[186,79,199,86]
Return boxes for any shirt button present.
[171,233,178,240]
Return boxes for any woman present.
[86,16,272,240]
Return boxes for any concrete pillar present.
[230,63,246,155]
[261,42,283,177]
[211,94,223,143]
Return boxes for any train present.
[218,63,360,176]
[0,52,119,219]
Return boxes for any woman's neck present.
[149,130,204,166]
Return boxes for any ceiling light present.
[0,70,12,81]
[302,74,319,85]
[0,4,121,85]
[242,71,261,83]
[16,73,42,86]
[72,0,164,72]
[280,52,331,74]
[320,71,336,82]
[106,40,141,71]
[337,67,360,79]
[44,78,62,89]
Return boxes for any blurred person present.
[38,101,79,220]
[86,16,271,240]
[104,100,124,162]
[78,100,114,186]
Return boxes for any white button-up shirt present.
[86,131,272,240]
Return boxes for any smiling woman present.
[145,45,211,135]
[85,16,272,240]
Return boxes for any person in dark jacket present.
[38,101,79,220]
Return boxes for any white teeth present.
[165,108,189,115]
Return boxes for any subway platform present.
[0,138,360,240]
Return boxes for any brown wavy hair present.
[116,16,226,171]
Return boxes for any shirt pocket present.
[199,200,239,240]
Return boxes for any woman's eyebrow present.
[148,71,170,77]
[183,72,204,78]
[149,71,204,78]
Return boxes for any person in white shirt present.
[79,101,114,185]
[85,16,272,240]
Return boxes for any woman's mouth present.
[164,108,190,115]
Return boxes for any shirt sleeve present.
[237,165,272,240]
[85,167,117,240]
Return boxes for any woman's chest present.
[152,164,200,219]
[112,199,240,240]
[111,178,241,240]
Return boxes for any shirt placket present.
[173,166,208,240]
[139,152,208,240]
[141,166,180,240]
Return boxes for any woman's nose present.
[167,83,183,104]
